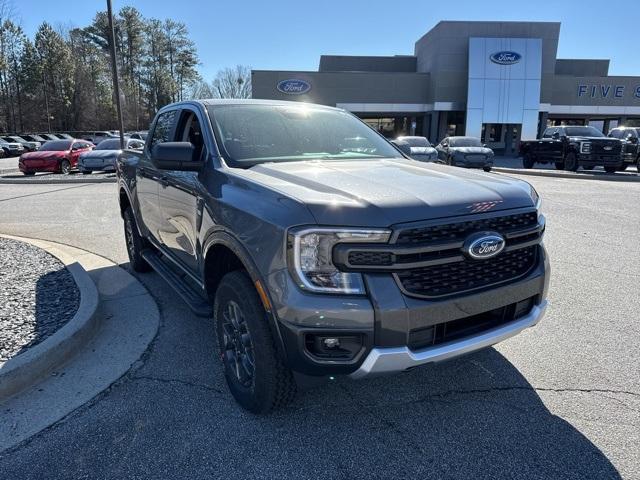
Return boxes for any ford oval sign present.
[277,79,311,95]
[490,51,522,65]
[464,232,506,260]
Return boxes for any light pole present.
[106,0,125,149]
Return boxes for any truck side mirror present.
[627,134,638,144]
[151,142,203,171]
[551,132,560,140]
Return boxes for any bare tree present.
[212,65,252,99]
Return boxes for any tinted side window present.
[150,110,177,148]
[542,128,554,138]
[608,129,623,139]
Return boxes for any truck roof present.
[192,98,340,110]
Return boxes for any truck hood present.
[244,158,536,226]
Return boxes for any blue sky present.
[17,0,638,80]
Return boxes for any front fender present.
[202,230,288,361]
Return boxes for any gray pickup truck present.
[117,99,549,413]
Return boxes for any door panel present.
[136,109,178,244]
[157,108,206,272]
[158,170,200,271]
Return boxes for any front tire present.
[604,166,618,174]
[564,152,578,172]
[554,162,565,170]
[482,166,492,172]
[522,153,535,169]
[617,164,628,172]
[22,171,35,176]
[123,206,152,272]
[582,165,594,170]
[214,271,296,414]
[59,159,71,175]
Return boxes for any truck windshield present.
[564,126,604,137]
[208,104,403,166]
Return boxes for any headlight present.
[580,142,591,154]
[288,227,391,294]
[530,185,541,210]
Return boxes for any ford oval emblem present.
[490,51,522,65]
[277,79,311,95]
[464,232,506,260]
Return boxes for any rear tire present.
[617,164,628,172]
[482,166,492,172]
[564,152,578,172]
[522,153,535,169]
[554,162,564,170]
[82,171,91,175]
[59,159,71,175]
[582,165,595,170]
[23,171,35,176]
[123,206,152,272]
[214,271,296,414]
[604,166,617,174]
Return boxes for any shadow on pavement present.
[0,261,622,479]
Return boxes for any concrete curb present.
[0,237,100,400]
[493,166,640,182]
[0,234,160,452]
[0,175,116,184]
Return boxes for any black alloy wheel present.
[221,300,255,388]
[214,271,296,413]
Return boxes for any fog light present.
[323,338,340,349]
[305,334,363,360]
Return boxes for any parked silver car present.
[436,136,495,172]
[0,139,25,157]
[78,137,144,174]
[394,136,438,162]
[2,135,40,152]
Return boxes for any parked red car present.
[19,139,94,175]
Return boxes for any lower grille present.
[396,246,537,298]
[408,296,536,350]
[464,154,486,162]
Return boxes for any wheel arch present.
[202,231,288,360]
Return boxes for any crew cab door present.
[138,109,178,244]
[156,107,206,272]
[536,127,559,161]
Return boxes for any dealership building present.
[251,21,640,155]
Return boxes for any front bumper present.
[268,244,549,377]
[452,155,494,168]
[577,153,622,167]
[351,301,546,379]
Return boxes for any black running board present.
[141,249,212,317]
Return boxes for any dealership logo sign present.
[490,51,522,65]
[277,79,311,95]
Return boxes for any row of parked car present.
[17,133,147,175]
[393,125,640,174]
[392,135,495,171]
[1,130,148,159]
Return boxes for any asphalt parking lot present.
[0,174,638,479]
